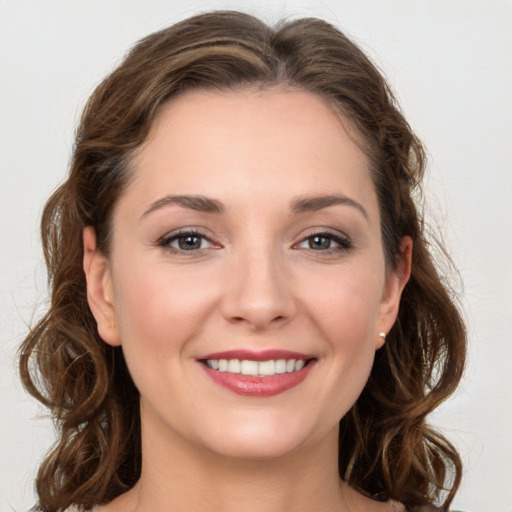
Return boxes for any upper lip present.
[199,349,314,361]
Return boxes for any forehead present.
[123,88,377,219]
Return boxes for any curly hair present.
[19,11,466,512]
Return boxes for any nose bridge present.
[223,239,295,329]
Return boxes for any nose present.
[221,247,297,331]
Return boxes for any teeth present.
[294,360,305,371]
[240,360,258,375]
[205,358,308,376]
[275,359,287,374]
[228,359,240,373]
[258,360,275,375]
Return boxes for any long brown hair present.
[19,11,466,511]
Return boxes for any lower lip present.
[200,361,315,397]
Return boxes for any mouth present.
[202,357,310,376]
[198,350,316,397]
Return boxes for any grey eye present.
[308,235,332,250]
[296,231,352,253]
[159,231,214,253]
[177,235,203,250]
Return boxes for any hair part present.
[19,11,466,511]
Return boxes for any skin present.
[83,88,411,512]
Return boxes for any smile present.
[199,350,316,397]
[205,358,306,376]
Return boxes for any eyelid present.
[294,228,353,252]
[155,226,352,254]
[157,228,221,253]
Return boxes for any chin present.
[193,412,337,461]
[204,434,309,461]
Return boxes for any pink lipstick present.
[198,349,316,397]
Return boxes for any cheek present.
[308,270,381,409]
[111,259,219,356]
[298,260,384,346]
[297,260,383,410]
[109,259,222,410]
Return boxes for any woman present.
[20,11,466,512]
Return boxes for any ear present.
[83,227,121,346]
[376,236,412,349]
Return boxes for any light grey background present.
[1,1,511,511]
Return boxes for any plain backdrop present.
[1,1,511,511]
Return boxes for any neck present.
[119,412,350,512]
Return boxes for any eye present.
[306,235,333,250]
[158,229,217,253]
[297,231,352,252]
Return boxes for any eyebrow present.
[141,193,368,220]
[142,195,225,217]
[290,194,369,220]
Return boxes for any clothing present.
[62,507,468,511]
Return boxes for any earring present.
[379,332,386,340]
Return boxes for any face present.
[84,89,408,461]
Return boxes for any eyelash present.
[157,229,353,255]
[157,229,217,254]
[296,230,353,253]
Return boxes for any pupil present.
[179,235,201,250]
[310,236,330,250]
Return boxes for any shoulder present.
[405,507,468,512]
[62,507,98,512]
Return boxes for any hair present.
[20,10,466,512]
